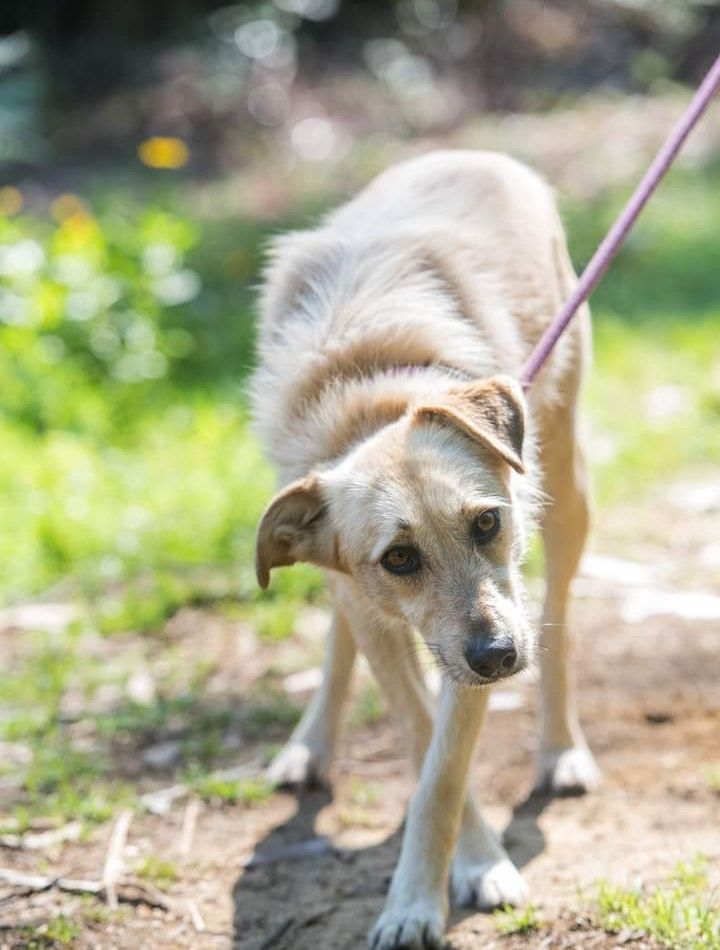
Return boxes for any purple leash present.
[521,51,720,389]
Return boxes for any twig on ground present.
[113,879,171,910]
[0,867,170,910]
[0,869,64,891]
[0,821,82,852]
[102,808,134,910]
[186,897,206,933]
[178,797,201,856]
[141,783,188,816]
[0,916,54,931]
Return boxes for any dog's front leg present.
[370,682,488,950]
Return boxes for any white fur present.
[251,150,598,949]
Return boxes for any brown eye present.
[381,545,422,576]
[472,508,501,545]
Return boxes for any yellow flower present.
[51,193,88,222]
[137,137,189,170]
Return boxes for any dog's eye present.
[381,545,422,576]
[472,508,501,545]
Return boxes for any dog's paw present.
[265,741,330,788]
[450,856,528,910]
[369,903,445,950]
[534,745,601,796]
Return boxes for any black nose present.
[464,634,517,678]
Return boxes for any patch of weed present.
[253,599,298,642]
[350,683,386,728]
[494,903,543,935]
[242,690,300,739]
[595,857,720,949]
[135,855,179,890]
[23,914,81,948]
[706,767,720,794]
[186,771,275,806]
[348,778,380,807]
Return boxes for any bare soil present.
[1,499,719,950]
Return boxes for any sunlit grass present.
[595,858,720,949]
[134,855,179,889]
[564,161,720,507]
[588,317,720,506]
[0,401,273,601]
[494,903,543,935]
[23,914,81,948]
[184,771,275,806]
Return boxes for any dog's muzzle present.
[463,632,518,680]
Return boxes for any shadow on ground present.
[231,787,554,950]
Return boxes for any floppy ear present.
[413,375,525,474]
[255,475,345,589]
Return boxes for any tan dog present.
[251,150,600,949]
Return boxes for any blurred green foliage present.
[568,162,720,505]
[0,197,261,599]
[0,201,199,430]
[0,156,718,834]
[0,162,719,605]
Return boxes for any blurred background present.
[0,3,719,948]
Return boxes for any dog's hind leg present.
[535,416,600,795]
[266,600,356,787]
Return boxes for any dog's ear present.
[255,475,345,589]
[413,375,525,473]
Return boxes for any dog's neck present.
[268,363,483,484]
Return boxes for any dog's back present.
[252,150,587,481]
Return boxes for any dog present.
[251,150,601,949]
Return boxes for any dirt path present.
[1,496,719,949]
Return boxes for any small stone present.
[126,668,157,705]
[142,740,181,769]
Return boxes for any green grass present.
[595,858,720,949]
[241,688,301,739]
[492,860,720,946]
[0,400,274,602]
[588,317,720,505]
[0,610,301,828]
[23,914,81,948]
[349,681,387,728]
[565,164,720,328]
[185,771,275,806]
[135,855,179,890]
[253,599,300,642]
[564,161,720,507]
[494,903,543,935]
[0,626,134,827]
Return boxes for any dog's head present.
[255,375,535,686]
